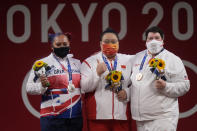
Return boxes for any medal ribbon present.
[66,57,73,84]
[140,48,165,71]
[102,54,117,71]
[53,54,73,84]
[139,53,148,71]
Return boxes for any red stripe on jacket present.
[83,60,91,69]
[40,95,80,116]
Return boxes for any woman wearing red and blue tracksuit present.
[26,33,82,131]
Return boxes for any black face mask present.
[53,47,70,58]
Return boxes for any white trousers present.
[136,117,178,131]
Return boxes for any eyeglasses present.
[102,39,118,44]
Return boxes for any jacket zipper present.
[138,84,141,120]
[51,92,56,113]
[112,92,114,119]
[70,93,72,118]
[110,61,115,119]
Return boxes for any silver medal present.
[136,73,143,81]
[68,83,75,92]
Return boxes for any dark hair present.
[48,32,72,43]
[100,27,119,41]
[145,26,164,40]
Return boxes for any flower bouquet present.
[105,70,124,93]
[33,60,51,86]
[149,58,166,80]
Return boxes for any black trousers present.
[40,117,83,131]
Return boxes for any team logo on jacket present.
[54,69,65,74]
[121,65,126,69]
[134,64,140,67]
[51,66,80,75]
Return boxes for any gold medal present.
[136,73,143,81]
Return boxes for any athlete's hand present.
[40,75,50,87]
[117,89,127,101]
[96,59,107,77]
[155,79,166,89]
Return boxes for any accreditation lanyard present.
[53,54,73,84]
[102,54,117,71]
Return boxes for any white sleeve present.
[26,68,48,95]
[80,61,101,93]
[160,57,190,98]
[122,69,132,102]
[124,54,135,101]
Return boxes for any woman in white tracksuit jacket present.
[125,26,190,131]
[80,28,134,131]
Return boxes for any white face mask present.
[146,39,163,54]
